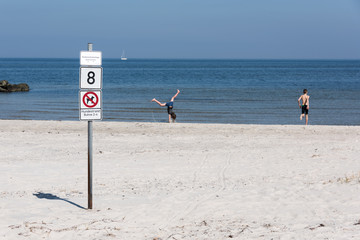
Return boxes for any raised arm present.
[152,98,166,107]
[170,89,180,101]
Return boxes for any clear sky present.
[1,0,360,59]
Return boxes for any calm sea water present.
[0,58,359,125]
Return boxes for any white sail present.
[121,50,127,60]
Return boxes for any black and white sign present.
[80,67,102,89]
[80,51,102,66]
[80,109,102,120]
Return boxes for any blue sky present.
[1,0,360,59]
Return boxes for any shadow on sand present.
[33,192,86,210]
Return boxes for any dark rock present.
[0,80,9,86]
[0,80,29,92]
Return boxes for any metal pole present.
[88,43,93,51]
[88,120,93,209]
[87,43,93,209]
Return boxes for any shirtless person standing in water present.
[298,89,310,125]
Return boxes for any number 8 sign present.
[80,67,102,89]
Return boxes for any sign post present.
[88,114,93,210]
[80,43,103,209]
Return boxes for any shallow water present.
[0,58,359,125]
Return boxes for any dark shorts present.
[302,105,309,115]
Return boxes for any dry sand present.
[0,120,360,239]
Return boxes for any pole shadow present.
[33,192,86,210]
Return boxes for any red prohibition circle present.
[83,92,99,108]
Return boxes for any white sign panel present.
[80,109,102,120]
[80,51,102,66]
[80,67,102,89]
[79,90,102,120]
[80,90,102,109]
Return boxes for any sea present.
[0,58,359,125]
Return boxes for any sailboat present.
[121,50,127,61]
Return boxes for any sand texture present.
[1,120,360,239]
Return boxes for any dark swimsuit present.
[302,105,308,115]
[166,102,173,114]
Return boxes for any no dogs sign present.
[81,91,100,108]
[79,90,102,120]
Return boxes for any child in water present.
[152,89,180,123]
[298,89,310,125]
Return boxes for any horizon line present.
[1,57,360,61]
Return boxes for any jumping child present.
[152,89,180,123]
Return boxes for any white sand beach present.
[1,120,360,239]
